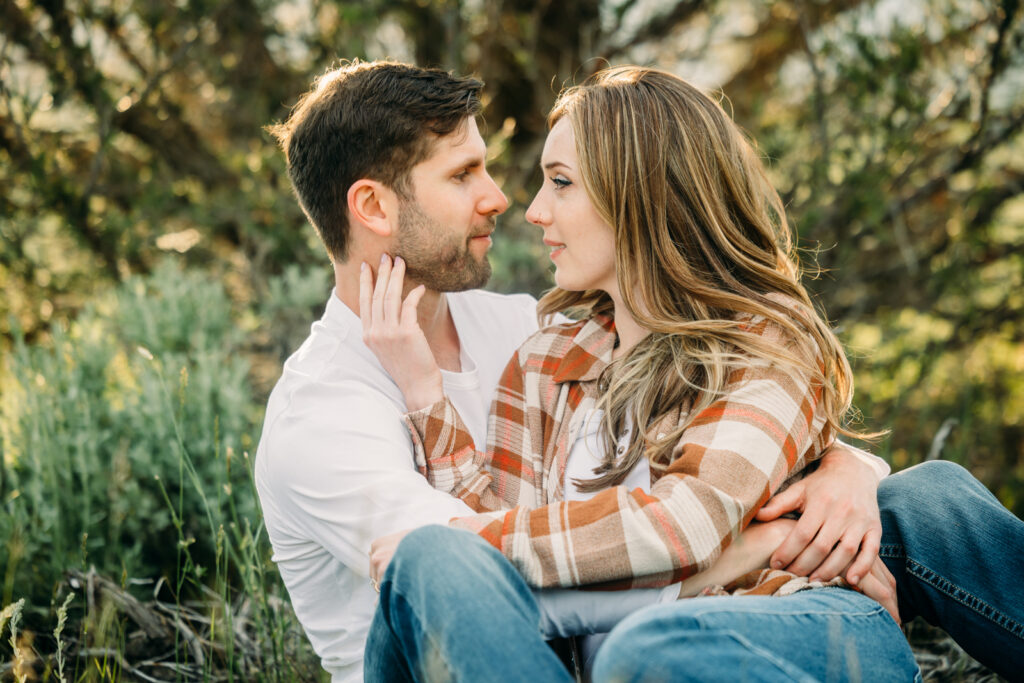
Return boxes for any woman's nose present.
[525,196,548,226]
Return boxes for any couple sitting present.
[255,60,1024,682]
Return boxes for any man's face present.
[394,117,508,292]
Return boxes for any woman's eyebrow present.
[542,161,570,171]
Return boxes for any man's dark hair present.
[267,60,483,261]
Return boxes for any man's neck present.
[333,259,463,372]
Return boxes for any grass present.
[1,261,324,681]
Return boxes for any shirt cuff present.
[834,438,890,480]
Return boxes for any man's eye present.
[453,170,470,181]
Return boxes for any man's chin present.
[406,259,491,293]
[446,262,491,292]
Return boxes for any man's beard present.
[394,199,492,292]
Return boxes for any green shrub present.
[0,260,321,680]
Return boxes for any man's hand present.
[756,443,883,587]
[370,528,414,584]
[855,556,901,625]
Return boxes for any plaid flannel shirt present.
[404,300,839,595]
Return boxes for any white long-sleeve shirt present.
[255,289,539,682]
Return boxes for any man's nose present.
[479,174,509,216]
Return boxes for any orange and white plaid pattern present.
[405,301,839,595]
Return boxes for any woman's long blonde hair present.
[538,66,860,492]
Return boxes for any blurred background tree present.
[3,0,1020,502]
[1,0,1021,677]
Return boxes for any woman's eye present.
[551,176,571,188]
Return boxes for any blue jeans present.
[593,460,1024,681]
[366,527,912,682]
[365,461,1024,681]
[876,460,1024,679]
[364,526,573,683]
[590,588,919,682]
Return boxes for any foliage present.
[747,0,1024,507]
[2,261,250,596]
[0,0,1021,678]
[0,261,322,680]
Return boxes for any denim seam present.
[687,595,888,621]
[689,604,919,683]
[385,583,457,683]
[692,625,820,682]
[878,543,905,560]
[905,558,1024,639]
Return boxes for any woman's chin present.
[554,271,608,295]
[553,273,581,292]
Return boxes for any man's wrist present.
[831,439,889,482]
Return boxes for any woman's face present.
[526,118,618,296]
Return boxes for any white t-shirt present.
[255,288,539,682]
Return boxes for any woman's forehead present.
[541,118,576,168]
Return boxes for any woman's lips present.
[543,238,565,259]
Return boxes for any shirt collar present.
[552,314,617,384]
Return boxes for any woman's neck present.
[610,293,649,360]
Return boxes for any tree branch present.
[599,0,707,60]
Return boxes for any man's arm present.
[258,385,475,574]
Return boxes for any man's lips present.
[471,219,497,241]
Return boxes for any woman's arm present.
[446,322,831,590]
[531,517,797,639]
[360,256,533,512]
[402,354,533,512]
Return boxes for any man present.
[256,60,1023,682]
[257,61,537,680]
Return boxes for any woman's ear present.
[347,179,396,238]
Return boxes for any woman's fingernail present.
[395,256,404,266]
[772,560,782,569]
[361,261,367,271]
[381,253,388,264]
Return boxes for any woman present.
[362,66,918,681]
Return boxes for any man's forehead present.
[422,118,485,165]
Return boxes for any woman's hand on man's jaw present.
[359,254,444,412]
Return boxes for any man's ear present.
[347,179,397,238]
